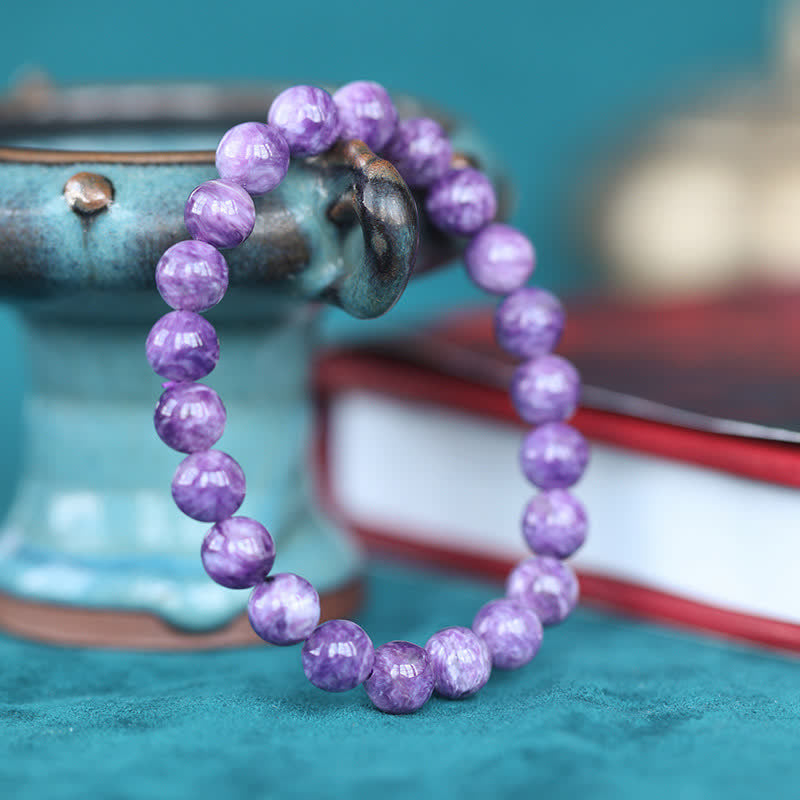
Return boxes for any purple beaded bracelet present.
[146,80,590,714]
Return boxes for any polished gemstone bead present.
[155,240,229,312]
[301,619,375,692]
[522,489,587,559]
[506,556,579,625]
[267,85,339,157]
[472,598,543,670]
[511,354,581,425]
[425,626,491,699]
[154,381,226,453]
[171,449,245,522]
[382,117,453,188]
[145,311,219,381]
[364,641,435,714]
[464,224,535,295]
[201,516,275,589]
[426,168,497,236]
[494,287,565,359]
[184,179,256,249]
[520,421,589,489]
[248,573,320,646]
[215,121,290,196]
[333,80,398,152]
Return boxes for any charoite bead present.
[364,641,435,715]
[520,421,589,489]
[494,287,565,359]
[248,573,320,646]
[333,80,398,153]
[171,449,246,522]
[472,598,543,670]
[464,223,535,295]
[201,516,275,589]
[154,381,226,453]
[184,179,256,249]
[215,121,290,196]
[511,354,580,425]
[145,311,220,381]
[426,167,497,236]
[268,85,339,157]
[301,619,375,692]
[425,626,491,699]
[506,556,579,625]
[522,489,587,559]
[382,117,453,188]
[155,240,229,312]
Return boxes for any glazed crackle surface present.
[2,561,800,800]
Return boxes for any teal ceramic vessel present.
[0,82,502,647]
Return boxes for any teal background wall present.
[0,0,785,511]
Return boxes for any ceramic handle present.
[318,139,419,319]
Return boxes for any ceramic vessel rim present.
[0,80,449,165]
[0,147,215,165]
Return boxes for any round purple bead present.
[301,619,375,692]
[506,556,580,625]
[248,573,320,646]
[333,80,398,152]
[154,382,226,453]
[201,516,274,589]
[382,117,453,188]
[145,311,219,382]
[215,121,290,196]
[267,85,339,157]
[155,240,229,312]
[184,179,256,249]
[171,449,245,522]
[522,489,588,559]
[364,641,435,715]
[425,626,491,699]
[472,598,543,670]
[520,421,589,489]
[511,354,581,425]
[426,168,497,236]
[494,288,565,359]
[464,224,535,295]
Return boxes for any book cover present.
[312,289,800,652]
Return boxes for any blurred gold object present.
[592,1,800,297]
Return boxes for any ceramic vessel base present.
[0,578,363,650]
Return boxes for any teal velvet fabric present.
[1,561,798,799]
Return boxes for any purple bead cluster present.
[145,81,589,715]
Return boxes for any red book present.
[312,290,800,653]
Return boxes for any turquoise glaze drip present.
[0,305,360,630]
